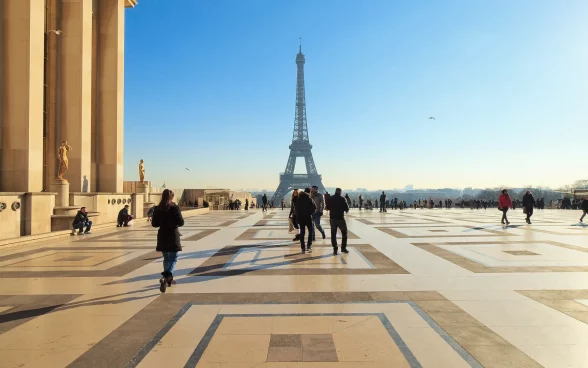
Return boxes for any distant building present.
[405,185,414,191]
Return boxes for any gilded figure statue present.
[57,141,73,179]
[139,159,145,183]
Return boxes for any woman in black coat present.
[152,189,184,293]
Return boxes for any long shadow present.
[0,288,160,326]
[102,243,296,286]
[185,251,339,280]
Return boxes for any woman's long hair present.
[158,189,175,210]
[291,189,299,200]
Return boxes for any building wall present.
[0,0,135,193]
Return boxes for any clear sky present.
[124,0,587,191]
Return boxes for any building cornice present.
[125,0,138,8]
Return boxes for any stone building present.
[0,0,138,240]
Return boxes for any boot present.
[159,271,169,293]
[165,273,174,287]
[293,234,300,241]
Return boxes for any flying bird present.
[185,168,191,171]
[428,117,435,120]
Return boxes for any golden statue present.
[139,159,145,183]
[57,141,73,180]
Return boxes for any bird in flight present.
[428,117,435,120]
[185,168,191,171]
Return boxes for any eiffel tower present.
[271,45,327,204]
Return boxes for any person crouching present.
[117,205,133,227]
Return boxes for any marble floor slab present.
[1,208,587,367]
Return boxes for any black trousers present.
[525,206,534,220]
[501,208,509,223]
[298,221,313,250]
[330,218,348,250]
[380,203,386,212]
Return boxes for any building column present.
[96,0,125,193]
[0,0,45,192]
[59,0,93,192]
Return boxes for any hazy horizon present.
[123,1,587,190]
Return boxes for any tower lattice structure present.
[271,46,327,204]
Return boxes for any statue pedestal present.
[49,179,70,207]
[137,183,149,203]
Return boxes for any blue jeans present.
[73,221,92,233]
[162,252,178,274]
[312,212,324,239]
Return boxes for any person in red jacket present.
[498,189,512,225]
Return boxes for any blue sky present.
[124,0,587,190]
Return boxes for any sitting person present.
[71,207,92,235]
[117,205,133,227]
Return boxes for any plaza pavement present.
[1,208,588,367]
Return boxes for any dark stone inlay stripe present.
[413,240,588,273]
[182,229,219,241]
[66,296,187,368]
[183,314,224,368]
[0,294,81,335]
[65,292,511,368]
[378,314,422,368]
[236,228,360,241]
[124,303,192,368]
[0,250,160,278]
[188,243,409,276]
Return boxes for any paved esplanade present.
[1,209,588,367]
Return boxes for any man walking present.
[296,188,316,253]
[262,194,268,212]
[522,190,535,224]
[327,188,349,255]
[379,191,386,212]
[310,186,326,240]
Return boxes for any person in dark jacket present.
[289,189,300,241]
[71,207,92,235]
[345,194,351,209]
[358,194,364,210]
[522,190,535,224]
[152,189,184,293]
[262,194,268,212]
[379,191,386,212]
[117,205,133,227]
[327,188,349,255]
[295,189,316,253]
[580,197,588,223]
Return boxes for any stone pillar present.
[0,0,45,192]
[96,0,125,193]
[131,193,143,219]
[49,179,70,207]
[59,0,93,192]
